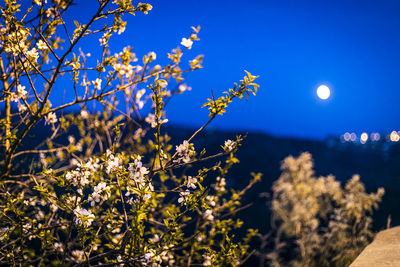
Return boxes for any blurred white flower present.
[10,84,27,102]
[73,207,95,227]
[178,190,190,205]
[187,176,197,189]
[93,78,102,90]
[203,209,214,221]
[178,83,192,93]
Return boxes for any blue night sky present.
[65,0,400,139]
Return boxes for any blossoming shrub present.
[261,152,384,267]
[0,0,261,265]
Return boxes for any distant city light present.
[317,85,331,100]
[340,131,400,144]
[370,133,380,141]
[350,132,357,142]
[360,132,368,144]
[343,132,351,142]
[390,131,399,142]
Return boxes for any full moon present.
[317,85,330,100]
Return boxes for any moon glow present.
[317,85,330,100]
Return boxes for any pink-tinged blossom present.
[203,209,214,221]
[187,176,197,189]
[178,190,190,205]
[145,113,168,128]
[45,112,57,125]
[223,139,235,152]
[214,176,226,192]
[175,140,196,164]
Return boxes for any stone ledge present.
[350,226,400,267]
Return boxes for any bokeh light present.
[360,132,368,144]
[390,131,399,142]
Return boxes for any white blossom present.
[144,251,153,261]
[145,113,156,127]
[143,249,161,265]
[160,246,175,265]
[105,150,122,174]
[85,158,100,172]
[181,37,193,49]
[206,195,217,207]
[135,89,146,109]
[175,140,196,164]
[178,190,190,205]
[73,207,95,227]
[223,139,235,152]
[128,156,149,189]
[93,78,102,90]
[149,234,160,243]
[26,48,39,63]
[53,242,63,253]
[133,128,146,139]
[46,7,57,18]
[203,255,212,266]
[34,0,48,5]
[68,135,75,144]
[45,112,57,125]
[56,150,63,160]
[117,255,123,262]
[16,102,25,112]
[10,84,27,102]
[117,25,126,35]
[36,40,47,50]
[65,158,99,188]
[145,113,168,128]
[214,176,226,192]
[112,62,135,78]
[143,193,152,202]
[35,209,45,221]
[88,182,111,206]
[148,51,156,61]
[65,195,81,207]
[203,209,214,221]
[127,156,153,202]
[71,250,86,263]
[80,110,89,119]
[0,227,10,241]
[50,203,58,212]
[99,34,107,46]
[4,27,30,55]
[187,176,197,189]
